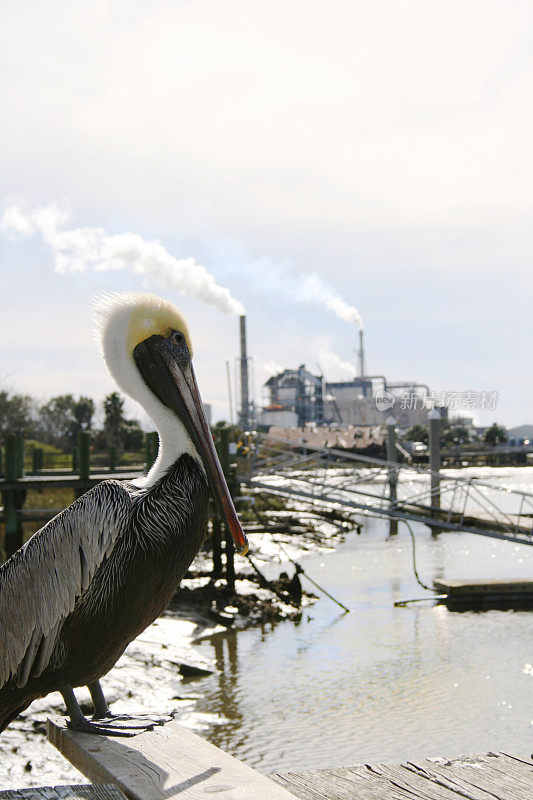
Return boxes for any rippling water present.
[195,468,533,774]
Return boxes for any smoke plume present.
[315,341,356,379]
[1,203,245,316]
[300,273,363,329]
[249,258,363,329]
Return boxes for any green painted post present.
[145,432,158,471]
[5,435,16,481]
[32,447,43,475]
[78,432,90,480]
[15,434,24,478]
[109,445,117,473]
[217,427,231,477]
[3,435,20,559]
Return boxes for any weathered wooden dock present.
[434,578,533,608]
[4,717,526,800]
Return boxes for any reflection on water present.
[194,510,533,774]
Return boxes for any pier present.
[3,718,531,800]
[434,578,533,608]
[242,433,533,546]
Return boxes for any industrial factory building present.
[261,367,431,430]
[258,331,432,431]
[236,315,434,433]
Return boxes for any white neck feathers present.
[94,293,202,488]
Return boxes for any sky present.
[1,0,531,428]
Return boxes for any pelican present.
[0,292,248,736]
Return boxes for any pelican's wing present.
[0,480,132,689]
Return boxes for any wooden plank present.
[433,579,533,594]
[47,717,297,800]
[270,753,533,800]
[0,787,125,800]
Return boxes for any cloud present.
[3,0,533,243]
[1,203,245,315]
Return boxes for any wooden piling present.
[108,445,117,473]
[385,416,398,536]
[2,434,22,557]
[216,427,236,590]
[428,409,441,511]
[32,447,43,475]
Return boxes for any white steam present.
[249,259,363,329]
[315,341,356,379]
[299,272,363,329]
[1,203,245,316]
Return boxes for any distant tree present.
[443,424,471,446]
[37,394,93,450]
[72,396,95,440]
[404,424,428,444]
[100,392,143,450]
[0,390,35,438]
[103,392,125,447]
[120,418,144,450]
[483,423,507,447]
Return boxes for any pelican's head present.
[95,292,248,555]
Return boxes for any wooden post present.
[210,502,223,581]
[145,431,158,472]
[109,445,117,473]
[15,433,25,478]
[216,427,235,591]
[32,446,43,474]
[3,434,23,558]
[3,435,18,558]
[428,409,441,511]
[385,416,398,536]
[76,431,91,498]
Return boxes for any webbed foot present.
[92,712,173,730]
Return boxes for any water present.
[194,470,533,774]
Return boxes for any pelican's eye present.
[172,331,185,346]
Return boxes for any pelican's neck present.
[132,399,204,489]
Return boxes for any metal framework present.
[239,433,533,546]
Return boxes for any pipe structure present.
[386,382,431,395]
[239,315,251,430]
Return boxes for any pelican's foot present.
[66,716,140,737]
[92,712,173,730]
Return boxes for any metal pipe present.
[387,382,431,395]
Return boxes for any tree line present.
[0,388,144,452]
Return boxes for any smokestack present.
[357,328,366,378]
[239,315,250,429]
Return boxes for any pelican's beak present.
[133,335,249,555]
